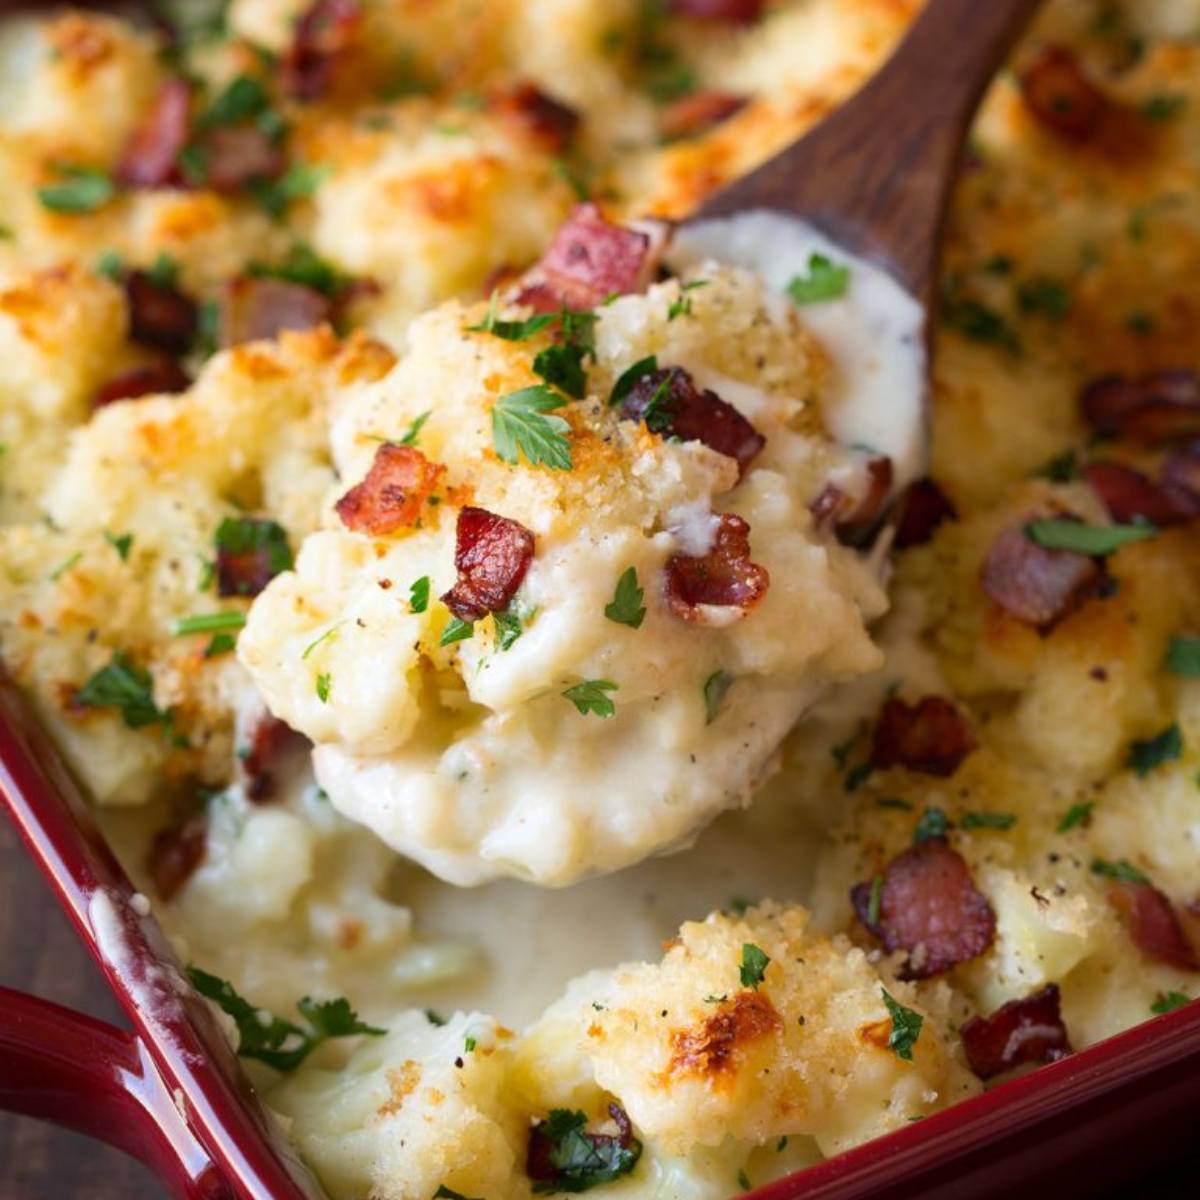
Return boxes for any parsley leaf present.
[531,1108,642,1193]
[1091,857,1149,884]
[786,254,851,305]
[667,279,707,320]
[316,673,331,703]
[866,874,883,926]
[247,242,345,296]
[194,75,269,130]
[533,341,589,398]
[440,617,474,646]
[38,164,115,214]
[493,608,524,650]
[1126,723,1182,776]
[563,679,618,718]
[247,163,328,220]
[213,517,293,590]
[1016,277,1071,321]
[104,531,134,561]
[605,567,645,629]
[640,373,675,433]
[1035,449,1081,483]
[739,943,770,989]
[941,290,1021,353]
[172,611,246,637]
[913,806,951,843]
[843,762,873,793]
[1151,991,1190,1015]
[1058,802,1094,833]
[1142,94,1187,121]
[1024,518,1157,556]
[76,652,165,731]
[95,248,125,280]
[204,633,236,658]
[703,670,734,725]
[492,385,573,469]
[409,576,431,613]
[880,987,923,1061]
[960,811,1016,831]
[187,967,383,1072]
[608,355,658,407]
[466,300,556,341]
[1166,635,1200,677]
[399,411,431,448]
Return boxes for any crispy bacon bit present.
[335,444,445,536]
[488,83,580,153]
[960,985,1072,1080]
[93,358,190,407]
[200,126,287,193]
[527,1103,638,1186]
[871,696,977,778]
[516,204,652,312]
[1084,462,1200,527]
[1107,880,1199,972]
[669,991,781,1076]
[809,458,895,543]
[148,818,206,901]
[116,77,191,189]
[620,366,764,476]
[668,0,767,22]
[282,0,363,102]
[1080,370,1200,444]
[660,90,747,140]
[894,479,957,549]
[441,507,535,622]
[125,271,198,354]
[851,838,996,979]
[219,278,331,347]
[241,715,309,803]
[664,513,769,624]
[981,524,1103,627]
[1019,46,1108,140]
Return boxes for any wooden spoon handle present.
[693,0,1045,301]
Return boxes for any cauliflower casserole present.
[1,1,1199,1198]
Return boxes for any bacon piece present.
[147,818,206,901]
[527,1103,638,1187]
[216,518,292,598]
[1084,462,1200,526]
[516,204,652,312]
[219,277,331,347]
[664,513,769,624]
[620,366,764,476]
[809,458,895,544]
[871,696,977,778]
[1018,45,1107,140]
[116,77,191,189]
[1107,880,1199,972]
[660,90,747,140]
[241,715,309,803]
[93,358,190,407]
[200,126,287,193]
[1080,369,1200,444]
[441,507,536,622]
[335,444,445,536]
[125,271,198,354]
[960,985,1072,1080]
[980,524,1103,627]
[894,479,957,549]
[282,0,363,102]
[668,0,767,22]
[488,83,579,153]
[851,838,996,979]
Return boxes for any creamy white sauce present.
[668,210,928,490]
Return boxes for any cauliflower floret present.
[239,269,888,884]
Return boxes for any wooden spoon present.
[692,0,1046,308]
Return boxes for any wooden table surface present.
[1,814,1195,1200]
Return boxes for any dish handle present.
[0,986,236,1199]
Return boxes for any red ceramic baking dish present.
[3,666,1200,1200]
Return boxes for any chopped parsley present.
[1126,723,1182,777]
[913,806,951,844]
[703,670,734,725]
[213,517,293,589]
[409,576,431,613]
[466,298,556,341]
[737,1169,752,1192]
[426,1010,447,1026]
[145,252,181,289]
[739,943,770,990]
[1016,277,1071,321]
[667,279,707,320]
[1091,858,1149,885]
[608,355,658,407]
[1057,802,1094,833]
[1142,94,1187,122]
[464,1035,477,1053]
[493,608,524,651]
[194,75,270,130]
[562,679,618,718]
[604,567,646,629]
[880,987,923,1062]
[48,551,82,582]
[530,1108,642,1193]
[95,248,125,280]
[172,611,246,637]
[640,373,675,433]
[204,633,236,658]
[1035,449,1081,483]
[786,253,850,305]
[186,967,383,1072]
[1166,635,1200,677]
[1151,991,1190,1015]
[491,385,572,470]
[105,531,134,561]
[399,411,431,448]
[960,811,1016,831]
[434,1188,481,1200]
[38,164,116,214]
[440,617,475,646]
[247,242,344,296]
[248,163,329,220]
[843,762,873,793]
[75,652,175,736]
[877,796,913,811]
[302,622,344,660]
[533,341,589,399]
[316,673,331,703]
[866,874,883,926]
[1024,518,1156,556]
[940,290,1021,353]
